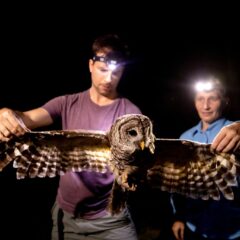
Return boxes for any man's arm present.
[212,122,240,152]
[0,107,53,140]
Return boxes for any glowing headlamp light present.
[195,80,214,92]
[93,55,118,70]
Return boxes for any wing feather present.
[0,130,111,179]
[147,138,240,200]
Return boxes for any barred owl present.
[0,114,239,214]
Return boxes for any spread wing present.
[0,130,111,179]
[147,138,240,200]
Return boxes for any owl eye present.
[127,129,137,137]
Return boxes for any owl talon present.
[128,184,137,191]
[120,181,136,191]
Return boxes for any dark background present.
[0,4,239,240]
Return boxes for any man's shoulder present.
[62,90,88,101]
[119,97,141,114]
[120,97,136,105]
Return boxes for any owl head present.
[109,114,155,155]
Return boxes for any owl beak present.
[140,141,145,150]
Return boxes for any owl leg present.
[107,179,128,215]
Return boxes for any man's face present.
[89,54,124,97]
[194,90,224,124]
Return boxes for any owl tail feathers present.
[107,180,128,215]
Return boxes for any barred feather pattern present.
[0,130,110,179]
[147,139,240,201]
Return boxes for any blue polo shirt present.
[175,118,240,239]
[180,118,233,143]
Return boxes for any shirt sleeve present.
[41,95,65,121]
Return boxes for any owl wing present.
[0,129,111,179]
[147,138,240,200]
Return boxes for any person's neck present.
[89,88,118,106]
[201,121,209,131]
[201,118,221,131]
[202,116,222,131]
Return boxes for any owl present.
[0,114,239,214]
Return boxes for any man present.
[0,34,140,240]
[171,77,240,240]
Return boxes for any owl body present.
[108,114,155,191]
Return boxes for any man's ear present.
[89,59,94,72]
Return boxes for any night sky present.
[1,5,239,239]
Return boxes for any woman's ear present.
[222,97,231,114]
[224,97,230,107]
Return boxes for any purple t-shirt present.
[42,90,141,219]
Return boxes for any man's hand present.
[212,122,240,153]
[0,108,27,141]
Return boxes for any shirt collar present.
[195,118,227,133]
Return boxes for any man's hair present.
[92,34,129,63]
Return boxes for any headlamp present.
[93,55,118,70]
[194,80,214,92]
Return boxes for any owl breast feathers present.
[0,114,239,214]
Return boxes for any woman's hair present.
[194,76,227,97]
